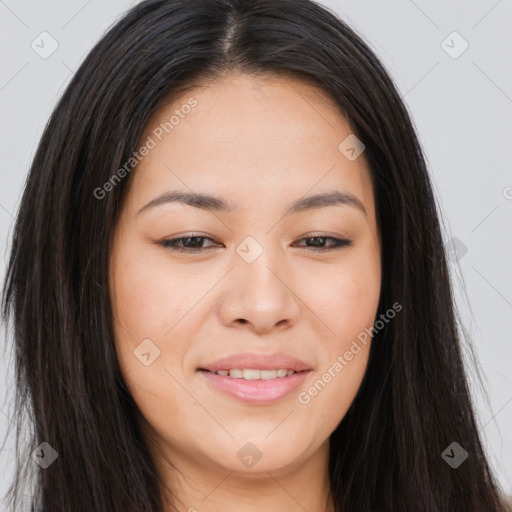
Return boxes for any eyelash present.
[158,235,353,253]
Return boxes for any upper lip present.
[198,352,313,373]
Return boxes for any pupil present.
[184,237,202,248]
[308,237,325,247]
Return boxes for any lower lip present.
[198,370,311,404]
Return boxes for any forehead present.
[127,72,375,218]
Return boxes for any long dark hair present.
[1,0,507,510]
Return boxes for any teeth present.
[243,369,261,380]
[213,368,296,379]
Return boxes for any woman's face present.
[110,72,381,479]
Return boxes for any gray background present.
[1,0,511,502]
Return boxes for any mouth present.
[198,368,302,379]
[198,368,311,405]
[197,352,313,404]
[198,351,312,374]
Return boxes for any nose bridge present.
[216,235,301,332]
[235,235,291,304]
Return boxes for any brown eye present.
[160,236,220,252]
[158,235,353,253]
[293,236,353,251]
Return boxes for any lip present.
[198,352,313,373]
[197,352,313,405]
[199,369,311,404]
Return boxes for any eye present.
[158,234,352,253]
[159,235,221,252]
[292,236,353,252]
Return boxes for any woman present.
[2,0,508,510]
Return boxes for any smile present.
[198,368,311,404]
[209,368,296,379]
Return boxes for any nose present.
[216,251,301,335]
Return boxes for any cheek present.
[110,244,199,340]
[294,250,380,429]
[110,254,195,436]
[298,250,381,342]
[109,245,192,400]
[299,347,369,442]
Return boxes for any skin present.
[109,71,381,512]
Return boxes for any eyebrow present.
[137,189,367,217]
